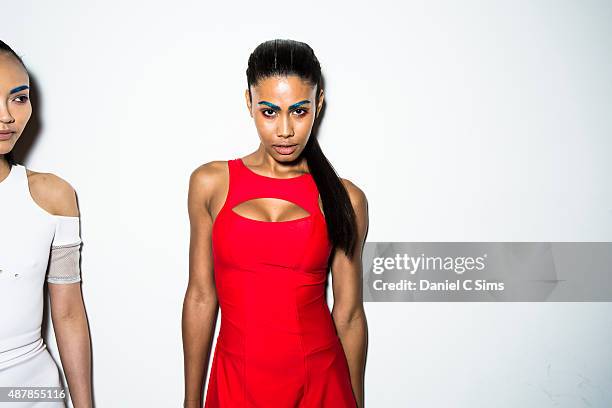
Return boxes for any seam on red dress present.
[293,280,308,406]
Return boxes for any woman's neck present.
[0,156,10,180]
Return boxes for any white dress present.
[0,164,81,407]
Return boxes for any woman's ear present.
[244,88,253,117]
[316,89,324,118]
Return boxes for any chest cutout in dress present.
[231,197,311,223]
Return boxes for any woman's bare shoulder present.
[189,160,228,190]
[26,169,79,217]
[339,177,367,207]
[188,160,229,210]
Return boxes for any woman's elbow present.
[184,284,218,306]
[332,306,367,331]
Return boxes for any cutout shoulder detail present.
[25,168,79,218]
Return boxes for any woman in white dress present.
[0,41,92,407]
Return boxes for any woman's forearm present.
[335,311,368,408]
[52,308,92,408]
[182,292,218,407]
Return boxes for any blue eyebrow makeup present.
[288,100,311,110]
[258,101,281,110]
[258,100,311,111]
[9,85,29,95]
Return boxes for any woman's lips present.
[0,131,14,141]
[273,144,297,155]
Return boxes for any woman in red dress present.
[182,39,368,408]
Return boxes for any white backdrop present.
[2,1,612,407]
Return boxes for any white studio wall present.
[2,1,612,407]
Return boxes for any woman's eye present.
[13,95,29,103]
[261,108,308,117]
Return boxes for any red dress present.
[205,158,357,407]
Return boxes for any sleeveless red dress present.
[205,158,357,407]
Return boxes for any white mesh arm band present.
[47,216,82,285]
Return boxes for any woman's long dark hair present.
[246,39,358,258]
[0,40,28,166]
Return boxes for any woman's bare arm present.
[48,284,92,408]
[182,163,223,408]
[330,179,369,408]
[29,171,92,408]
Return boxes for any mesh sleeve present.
[47,216,82,285]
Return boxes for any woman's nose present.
[0,103,15,124]
[277,113,293,137]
